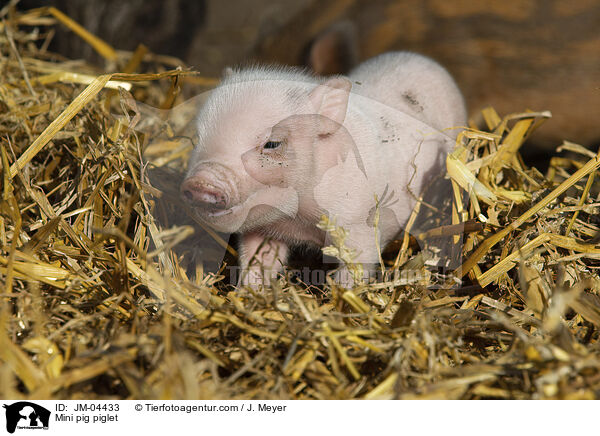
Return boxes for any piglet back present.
[349,51,467,137]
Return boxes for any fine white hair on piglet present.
[348,51,467,132]
[182,51,467,288]
[192,64,355,155]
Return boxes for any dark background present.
[15,0,600,153]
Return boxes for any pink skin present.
[181,52,467,288]
[237,233,289,287]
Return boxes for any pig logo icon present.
[2,402,50,433]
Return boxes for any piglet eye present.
[263,140,282,150]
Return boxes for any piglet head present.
[181,74,353,233]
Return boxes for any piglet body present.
[181,51,467,286]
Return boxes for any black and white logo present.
[2,402,50,434]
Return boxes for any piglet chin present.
[195,186,300,234]
[189,200,251,234]
[207,208,233,217]
[206,201,246,218]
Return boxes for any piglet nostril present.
[199,191,221,205]
[181,179,228,210]
[183,189,194,202]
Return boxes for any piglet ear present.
[309,76,352,131]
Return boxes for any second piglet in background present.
[181,51,467,287]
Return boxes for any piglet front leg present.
[238,232,289,288]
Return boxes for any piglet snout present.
[181,177,230,211]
